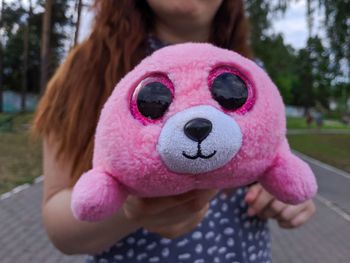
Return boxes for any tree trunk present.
[73,0,83,47]
[0,0,4,113]
[21,0,33,112]
[40,0,53,94]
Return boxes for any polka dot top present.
[85,37,272,263]
[85,188,272,263]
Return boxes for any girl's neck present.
[153,18,211,44]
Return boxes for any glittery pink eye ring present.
[208,66,255,114]
[130,73,174,125]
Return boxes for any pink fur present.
[71,43,317,222]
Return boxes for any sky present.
[79,0,322,50]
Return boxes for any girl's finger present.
[124,190,200,219]
[245,184,262,204]
[247,188,274,216]
[276,204,306,223]
[260,200,287,219]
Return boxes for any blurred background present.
[0,0,349,262]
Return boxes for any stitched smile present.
[182,143,217,160]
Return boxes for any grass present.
[287,117,350,130]
[0,113,42,194]
[288,134,350,173]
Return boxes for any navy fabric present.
[86,188,271,263]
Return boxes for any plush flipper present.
[71,169,127,221]
[259,139,317,204]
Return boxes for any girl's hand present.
[123,189,218,239]
[245,183,316,229]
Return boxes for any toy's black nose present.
[184,118,212,142]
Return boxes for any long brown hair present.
[32,0,252,185]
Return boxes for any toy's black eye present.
[211,72,248,110]
[137,82,173,119]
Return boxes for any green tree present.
[2,0,74,96]
[292,36,335,109]
[254,34,297,104]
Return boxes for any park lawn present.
[287,117,350,130]
[288,134,350,173]
[0,113,42,194]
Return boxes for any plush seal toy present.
[71,43,317,222]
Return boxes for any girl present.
[33,1,315,262]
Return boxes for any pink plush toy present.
[71,43,317,222]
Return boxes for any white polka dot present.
[225,252,236,260]
[242,241,246,247]
[221,203,228,212]
[223,227,234,235]
[233,208,240,214]
[211,198,218,206]
[116,242,123,248]
[137,253,148,261]
[146,242,157,251]
[149,256,160,262]
[215,233,222,242]
[205,231,215,240]
[177,238,189,247]
[218,246,227,254]
[220,192,228,200]
[194,259,205,263]
[214,212,221,218]
[137,238,147,246]
[248,232,254,241]
[178,253,191,260]
[214,257,220,263]
[127,248,134,258]
[113,255,124,261]
[126,237,135,244]
[230,195,237,203]
[192,231,203,240]
[98,259,108,263]
[227,237,235,247]
[209,220,215,228]
[250,253,257,261]
[162,247,170,257]
[237,189,243,195]
[244,221,251,228]
[207,245,218,255]
[248,245,256,253]
[160,238,171,245]
[219,218,229,225]
[195,243,203,254]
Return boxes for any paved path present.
[1,154,350,263]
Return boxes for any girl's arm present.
[42,137,217,255]
[42,137,139,255]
